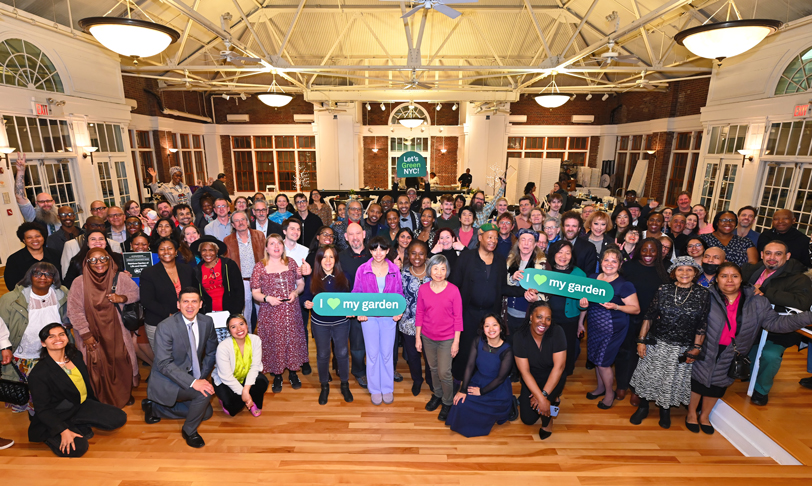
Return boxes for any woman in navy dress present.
[582,247,640,409]
[445,313,514,437]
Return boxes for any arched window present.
[389,103,431,126]
[0,39,64,93]
[775,46,812,96]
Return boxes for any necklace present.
[54,355,69,365]
[411,267,426,278]
[674,284,694,306]
[486,339,503,353]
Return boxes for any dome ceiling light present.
[534,74,573,109]
[398,104,425,128]
[79,17,179,61]
[674,0,781,63]
[258,77,293,107]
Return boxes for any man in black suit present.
[249,199,283,237]
[142,287,218,448]
[561,211,598,274]
[210,173,232,203]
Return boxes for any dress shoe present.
[382,392,394,404]
[438,404,451,421]
[272,374,283,393]
[586,390,606,400]
[658,407,671,429]
[799,376,812,390]
[181,429,205,448]
[508,396,519,421]
[141,399,161,424]
[301,362,312,375]
[318,384,329,405]
[539,428,552,440]
[411,380,423,396]
[630,405,649,425]
[393,371,403,382]
[340,381,354,403]
[630,393,641,407]
[356,375,368,389]
[425,395,443,412]
[685,417,700,433]
[700,423,715,435]
[750,391,769,406]
[289,371,302,389]
[126,395,135,406]
[371,393,383,405]
[615,389,627,401]
[597,399,614,410]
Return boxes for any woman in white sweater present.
[214,315,268,417]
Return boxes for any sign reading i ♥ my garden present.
[519,269,614,303]
[396,151,427,178]
[312,293,408,316]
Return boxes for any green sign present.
[311,293,407,316]
[519,269,614,303]
[396,151,427,178]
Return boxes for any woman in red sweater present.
[415,254,463,421]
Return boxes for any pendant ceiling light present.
[534,74,573,109]
[674,1,780,63]
[258,78,293,107]
[79,17,179,60]
[398,104,425,128]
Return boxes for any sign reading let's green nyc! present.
[312,293,407,316]
[396,151,427,178]
[520,269,614,303]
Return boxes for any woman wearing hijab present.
[67,248,140,408]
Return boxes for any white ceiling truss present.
[3,0,808,102]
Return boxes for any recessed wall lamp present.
[83,146,98,165]
[372,135,379,153]
[738,149,754,166]
[0,146,15,169]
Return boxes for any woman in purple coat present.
[353,236,405,405]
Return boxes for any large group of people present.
[2,160,812,456]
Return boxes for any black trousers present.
[214,373,269,416]
[349,318,367,378]
[506,314,524,375]
[151,386,214,435]
[518,383,560,428]
[615,318,643,391]
[557,317,581,376]
[301,303,311,363]
[401,332,433,390]
[42,399,127,457]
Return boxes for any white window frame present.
[663,131,703,206]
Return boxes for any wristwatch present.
[541,390,549,399]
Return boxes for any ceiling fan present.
[585,40,639,66]
[619,71,661,92]
[218,50,261,66]
[404,69,432,90]
[380,0,478,20]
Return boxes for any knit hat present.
[668,256,702,274]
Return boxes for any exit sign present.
[34,103,49,116]
[794,104,809,117]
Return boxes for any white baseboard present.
[710,400,802,465]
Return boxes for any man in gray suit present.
[142,287,218,448]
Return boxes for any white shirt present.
[285,241,309,264]
[182,315,200,385]
[255,219,269,234]
[60,238,123,278]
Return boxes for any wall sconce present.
[0,146,16,170]
[83,146,98,165]
[371,135,379,153]
[738,149,754,167]
[168,148,179,153]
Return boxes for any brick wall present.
[430,136,459,185]
[151,130,177,182]
[510,94,614,125]
[362,136,390,189]
[588,136,600,168]
[122,76,209,120]
[645,132,673,201]
[220,135,235,193]
[211,95,314,124]
[365,101,459,126]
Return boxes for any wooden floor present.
[1,281,812,484]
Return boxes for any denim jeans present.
[312,321,350,384]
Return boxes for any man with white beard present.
[14,153,61,235]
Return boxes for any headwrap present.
[668,255,702,274]
[517,228,540,241]
[169,166,183,177]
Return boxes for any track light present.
[586,94,593,100]
[366,103,371,110]
[601,93,609,101]
[240,93,246,100]
[452,103,458,111]
[436,103,442,111]
[380,103,386,111]
[222,94,230,100]
[570,94,576,100]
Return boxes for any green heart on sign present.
[534,274,547,286]
[327,298,341,310]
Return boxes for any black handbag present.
[724,312,751,380]
[0,361,30,406]
[113,272,145,332]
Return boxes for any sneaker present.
[301,362,312,376]
[371,393,383,405]
[382,392,394,404]
[0,437,13,450]
[272,374,283,393]
[289,371,302,389]
[356,375,368,389]
[425,395,442,412]
[750,391,768,406]
[393,371,403,382]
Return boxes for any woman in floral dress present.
[251,234,307,394]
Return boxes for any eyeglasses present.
[215,205,228,209]
[295,200,308,204]
[348,207,362,212]
[318,232,334,238]
[108,213,125,218]
[719,218,736,223]
[58,213,74,217]
[37,199,54,204]
[687,243,704,249]
[32,271,55,278]
[86,256,110,264]
[498,221,513,226]
[254,208,268,213]
[125,221,142,227]
[91,206,106,212]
